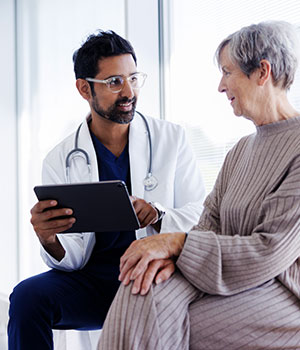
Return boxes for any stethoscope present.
[65,111,158,191]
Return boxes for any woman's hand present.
[119,232,186,293]
[121,258,176,295]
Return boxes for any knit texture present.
[98,117,300,350]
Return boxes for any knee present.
[9,276,48,317]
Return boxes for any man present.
[8,30,205,350]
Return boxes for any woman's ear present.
[258,59,272,86]
[76,79,92,100]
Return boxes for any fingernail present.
[156,278,162,284]
[132,286,138,294]
[141,288,147,295]
[65,209,72,214]
[50,201,57,206]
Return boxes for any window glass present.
[166,0,300,192]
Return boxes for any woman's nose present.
[218,76,226,93]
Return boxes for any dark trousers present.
[7,268,120,350]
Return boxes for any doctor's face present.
[90,54,139,124]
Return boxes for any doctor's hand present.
[121,258,176,295]
[118,232,186,292]
[30,200,75,261]
[130,196,158,228]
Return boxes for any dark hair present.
[73,30,137,80]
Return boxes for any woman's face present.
[218,45,260,121]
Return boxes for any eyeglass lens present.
[108,73,145,92]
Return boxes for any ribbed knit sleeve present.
[177,117,300,297]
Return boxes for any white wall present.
[0,0,18,296]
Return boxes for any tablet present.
[33,181,140,233]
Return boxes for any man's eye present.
[109,77,123,86]
[130,75,138,82]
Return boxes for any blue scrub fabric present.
[8,134,136,350]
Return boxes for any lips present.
[228,96,235,105]
[116,97,136,112]
[117,101,133,111]
[118,102,132,107]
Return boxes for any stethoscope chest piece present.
[143,173,158,191]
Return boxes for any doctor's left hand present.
[130,196,158,228]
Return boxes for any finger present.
[41,208,74,222]
[136,205,156,226]
[31,207,74,229]
[122,268,134,286]
[129,195,137,204]
[131,198,143,211]
[131,273,144,295]
[119,251,142,281]
[155,261,176,285]
[35,216,76,232]
[130,256,152,281]
[140,260,163,295]
[31,200,58,214]
[33,218,76,239]
[119,240,140,270]
[138,211,157,228]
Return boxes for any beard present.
[91,96,137,124]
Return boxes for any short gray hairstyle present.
[215,21,300,90]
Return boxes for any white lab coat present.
[40,113,205,271]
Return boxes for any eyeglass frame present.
[85,72,147,93]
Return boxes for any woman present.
[98,21,300,349]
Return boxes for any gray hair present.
[215,21,300,90]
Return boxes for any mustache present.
[115,96,136,106]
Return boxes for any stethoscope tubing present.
[65,111,158,190]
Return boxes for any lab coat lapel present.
[76,115,99,182]
[129,113,148,199]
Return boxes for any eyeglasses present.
[86,72,147,93]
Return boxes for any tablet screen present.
[34,181,140,233]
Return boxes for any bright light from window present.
[167,0,300,192]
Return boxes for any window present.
[163,0,300,193]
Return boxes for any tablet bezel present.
[34,181,140,233]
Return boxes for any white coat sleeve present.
[39,155,96,271]
[160,128,205,233]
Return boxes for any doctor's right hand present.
[30,200,75,261]
[130,196,158,228]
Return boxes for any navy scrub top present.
[82,132,136,279]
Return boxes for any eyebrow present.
[103,72,139,80]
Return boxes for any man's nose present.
[120,79,134,98]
